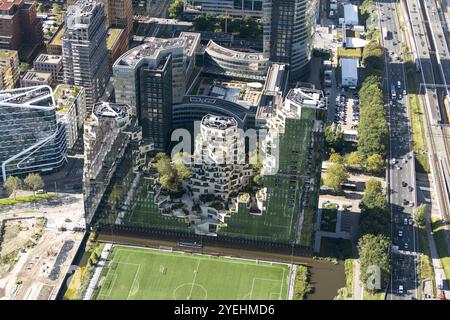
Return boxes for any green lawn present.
[93,246,290,300]
[0,193,57,205]
[431,217,450,280]
[363,290,385,300]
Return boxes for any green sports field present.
[93,246,290,300]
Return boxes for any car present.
[396,165,402,170]
[409,219,413,225]
[402,181,407,187]
[404,243,408,249]
[403,89,407,95]
[402,158,407,164]
[404,218,408,225]
[408,186,414,192]
[403,199,409,206]
[398,285,404,294]
[397,81,401,88]
[398,230,403,237]
[409,202,415,207]
[391,158,397,165]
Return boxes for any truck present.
[391,84,396,99]
[382,27,388,40]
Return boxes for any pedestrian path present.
[83,243,112,300]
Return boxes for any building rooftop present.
[54,84,82,112]
[0,0,23,11]
[205,40,266,62]
[92,101,130,121]
[115,37,185,68]
[66,0,99,29]
[50,26,65,47]
[107,28,123,49]
[201,114,237,130]
[286,87,325,109]
[22,71,52,83]
[34,54,62,64]
[0,49,17,60]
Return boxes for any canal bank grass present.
[363,289,385,300]
[417,226,436,296]
[293,265,312,300]
[334,259,354,299]
[431,217,450,280]
[92,245,290,300]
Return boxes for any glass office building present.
[0,86,67,181]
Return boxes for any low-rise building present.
[0,49,20,89]
[54,85,86,150]
[21,70,53,87]
[341,57,358,87]
[33,54,63,82]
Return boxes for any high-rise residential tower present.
[62,0,110,108]
[101,0,133,39]
[0,86,67,181]
[263,0,319,80]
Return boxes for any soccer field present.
[93,246,290,300]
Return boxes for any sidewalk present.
[83,243,112,300]
[353,260,363,300]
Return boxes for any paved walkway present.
[83,243,112,300]
[353,260,363,300]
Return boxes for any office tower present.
[113,33,200,150]
[101,0,133,39]
[263,0,319,80]
[0,49,20,89]
[62,0,110,108]
[83,101,133,224]
[183,0,263,17]
[190,114,252,200]
[0,86,67,181]
[0,0,43,60]
[54,85,86,150]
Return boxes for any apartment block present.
[0,49,19,89]
[21,70,53,87]
[33,54,63,82]
[54,85,87,150]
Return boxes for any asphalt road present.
[378,0,419,300]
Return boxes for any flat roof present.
[50,27,65,46]
[344,4,359,25]
[107,28,124,49]
[0,49,17,60]
[341,58,358,79]
[22,71,52,82]
[205,40,266,62]
[286,87,325,109]
[35,54,62,64]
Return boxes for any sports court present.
[93,245,290,300]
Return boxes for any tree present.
[346,151,365,169]
[323,163,349,192]
[168,0,184,19]
[324,123,344,153]
[329,152,345,164]
[359,179,389,236]
[414,204,427,227]
[37,3,44,13]
[51,3,61,15]
[358,234,391,293]
[24,173,45,191]
[4,176,22,198]
[366,153,385,173]
[154,153,192,192]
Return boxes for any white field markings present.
[187,259,201,299]
[127,264,142,300]
[113,245,289,273]
[97,261,140,299]
[249,270,285,300]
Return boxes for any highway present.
[377,0,418,300]
[404,0,450,222]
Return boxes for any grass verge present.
[431,217,450,280]
[293,265,313,300]
[417,226,436,297]
[0,193,57,205]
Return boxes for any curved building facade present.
[0,86,67,181]
[204,40,269,80]
[173,95,257,129]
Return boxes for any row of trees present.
[358,178,391,293]
[192,14,263,39]
[3,173,45,198]
[322,151,384,192]
[168,0,184,19]
[358,75,389,161]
